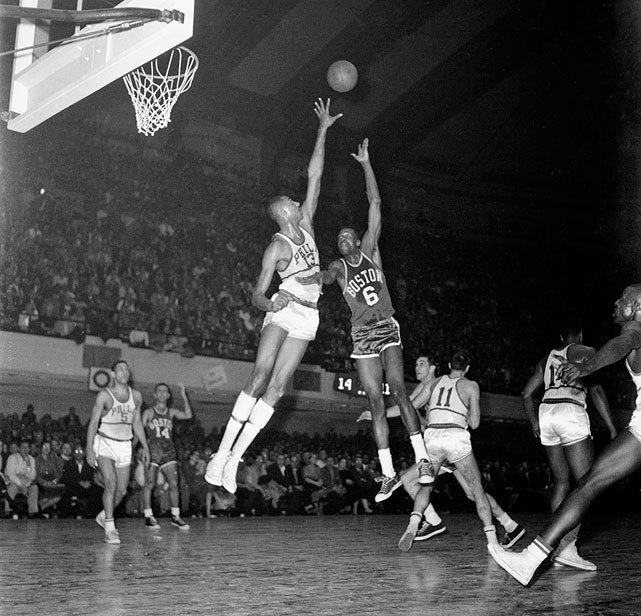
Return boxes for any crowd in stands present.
[2,402,639,522]
[2,120,634,401]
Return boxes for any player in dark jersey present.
[141,382,193,530]
[297,138,432,502]
[520,324,615,570]
[206,99,342,494]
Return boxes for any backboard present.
[6,0,194,133]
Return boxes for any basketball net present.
[123,46,198,136]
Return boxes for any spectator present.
[60,445,102,518]
[35,440,65,516]
[4,440,38,518]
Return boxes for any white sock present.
[424,503,442,526]
[105,517,115,532]
[409,432,429,462]
[231,399,274,458]
[171,507,180,518]
[484,524,498,544]
[408,511,422,530]
[377,448,395,477]
[144,508,153,518]
[218,392,257,452]
[497,512,517,533]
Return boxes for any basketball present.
[327,60,358,93]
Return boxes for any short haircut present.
[267,195,287,221]
[416,353,434,364]
[111,359,128,372]
[155,382,170,393]
[450,351,471,371]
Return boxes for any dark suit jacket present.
[61,458,95,488]
[266,463,291,489]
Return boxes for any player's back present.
[426,375,469,429]
[542,345,587,407]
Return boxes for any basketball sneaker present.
[374,474,402,502]
[145,516,161,530]
[222,454,242,494]
[414,521,447,542]
[552,542,596,571]
[488,544,542,586]
[205,450,229,487]
[417,458,435,485]
[501,524,526,549]
[398,526,418,552]
[171,516,190,530]
[95,510,106,529]
[104,529,121,545]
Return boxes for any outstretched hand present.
[314,98,343,130]
[350,138,370,164]
[556,358,584,385]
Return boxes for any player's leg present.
[95,455,123,544]
[398,482,436,551]
[143,463,160,528]
[162,462,189,529]
[207,324,289,485]
[453,453,497,544]
[453,469,523,547]
[552,437,595,568]
[490,431,641,585]
[356,356,401,501]
[381,345,432,484]
[221,335,310,493]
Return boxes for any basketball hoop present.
[123,45,198,136]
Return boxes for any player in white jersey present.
[360,354,524,546]
[397,352,499,552]
[206,98,342,494]
[520,324,616,570]
[489,283,641,586]
[86,360,149,544]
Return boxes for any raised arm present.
[251,238,292,313]
[171,383,193,420]
[300,98,343,229]
[352,139,382,266]
[521,359,545,438]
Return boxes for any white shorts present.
[94,434,133,468]
[539,402,590,447]
[424,427,472,465]
[628,409,641,443]
[262,295,319,341]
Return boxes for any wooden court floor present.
[0,512,639,616]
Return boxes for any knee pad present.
[248,399,274,430]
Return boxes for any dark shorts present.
[149,440,177,468]
[350,317,402,359]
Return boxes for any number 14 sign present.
[333,373,390,397]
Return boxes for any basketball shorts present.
[350,317,401,359]
[149,439,178,468]
[424,427,472,465]
[262,294,319,341]
[93,434,133,468]
[538,402,590,447]
[628,408,641,444]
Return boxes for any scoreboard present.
[333,372,390,397]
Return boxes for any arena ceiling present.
[184,0,641,205]
[1,0,640,205]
